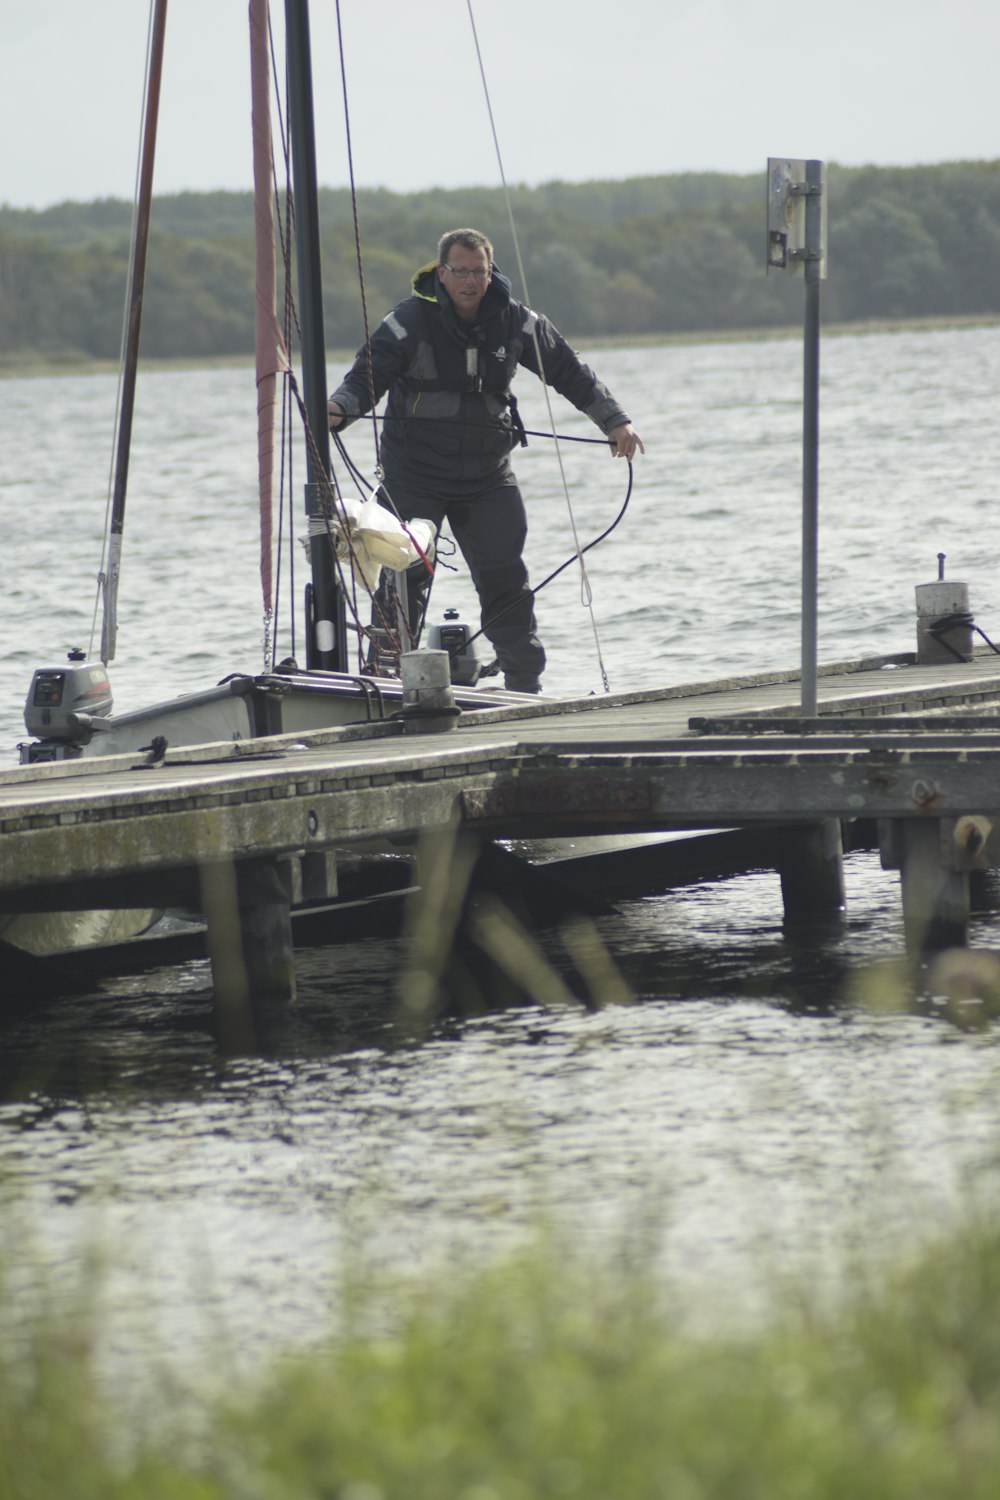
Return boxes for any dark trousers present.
[376,476,546,684]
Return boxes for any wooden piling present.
[896,819,970,951]
[199,855,295,1052]
[777,820,846,918]
[198,858,256,1053]
[235,858,296,1004]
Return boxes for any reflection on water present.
[3,849,1000,1385]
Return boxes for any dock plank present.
[4,654,1000,906]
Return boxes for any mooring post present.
[235,858,297,1003]
[400,650,460,734]
[914,557,974,664]
[200,854,296,1032]
[895,819,970,951]
[777,819,846,919]
[199,858,255,1052]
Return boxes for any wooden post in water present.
[200,856,296,1048]
[777,819,846,919]
[236,858,297,1003]
[891,820,970,951]
[199,858,256,1053]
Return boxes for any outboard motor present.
[427,608,481,686]
[21,649,114,762]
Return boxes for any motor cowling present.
[426,609,480,686]
[24,651,114,743]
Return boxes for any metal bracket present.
[766,158,827,281]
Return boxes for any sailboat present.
[4,0,561,964]
[18,0,534,773]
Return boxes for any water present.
[6,326,1000,740]
[4,326,1000,1387]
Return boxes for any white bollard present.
[915,577,973,664]
[400,649,459,733]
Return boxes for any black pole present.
[800,159,823,717]
[284,0,347,671]
[101,0,168,664]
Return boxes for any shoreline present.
[3,312,998,379]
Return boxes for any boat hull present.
[22,668,529,764]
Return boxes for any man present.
[328,228,643,693]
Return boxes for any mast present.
[250,0,290,662]
[101,0,168,665]
[283,0,348,671]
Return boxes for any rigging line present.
[269,13,303,349]
[267,16,371,667]
[268,11,387,668]
[339,410,610,444]
[333,0,380,462]
[269,5,297,665]
[286,371,401,666]
[270,191,396,665]
[461,461,634,656]
[465,0,611,691]
[89,0,158,660]
[273,350,289,670]
[332,431,376,492]
[281,127,298,665]
[329,426,435,645]
[330,432,435,583]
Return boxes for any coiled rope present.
[928,611,1000,662]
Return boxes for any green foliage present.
[7,1220,1000,1497]
[4,160,1000,363]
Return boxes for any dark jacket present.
[329,262,631,497]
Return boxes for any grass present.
[5,843,1000,1497]
[5,1217,1000,1498]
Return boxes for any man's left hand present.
[608,424,644,460]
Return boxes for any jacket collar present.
[411,260,514,319]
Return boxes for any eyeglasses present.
[443,264,491,281]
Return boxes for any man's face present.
[437,242,492,320]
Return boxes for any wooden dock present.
[4,648,1000,1000]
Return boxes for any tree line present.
[2,160,999,364]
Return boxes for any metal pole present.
[101,0,168,665]
[284,0,348,671]
[800,160,823,717]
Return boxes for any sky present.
[2,0,999,211]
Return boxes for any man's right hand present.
[328,400,344,430]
